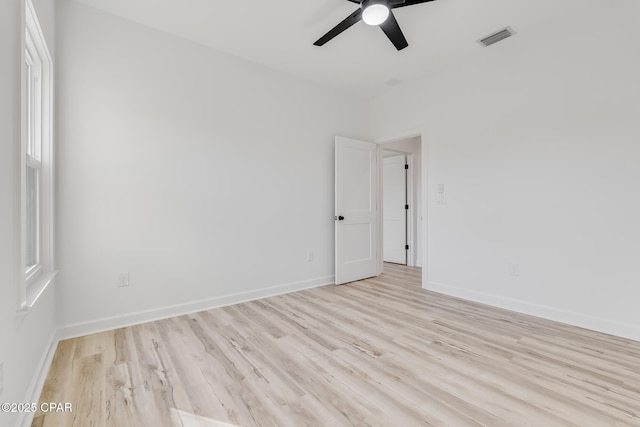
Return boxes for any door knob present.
[335,215,345,221]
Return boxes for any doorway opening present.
[380,135,422,273]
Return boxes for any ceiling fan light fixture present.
[313,0,435,50]
[362,0,390,26]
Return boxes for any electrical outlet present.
[0,361,4,396]
[117,272,130,287]
[508,263,520,277]
[307,250,314,262]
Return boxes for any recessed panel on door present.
[343,223,372,264]
[343,148,372,212]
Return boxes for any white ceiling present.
[74,0,602,99]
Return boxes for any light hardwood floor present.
[33,263,640,426]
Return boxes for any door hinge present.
[405,245,409,250]
[405,164,409,170]
[405,204,409,210]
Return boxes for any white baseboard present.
[18,330,60,427]
[57,275,334,340]
[426,281,640,342]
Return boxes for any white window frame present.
[20,0,56,311]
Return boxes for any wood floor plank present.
[71,353,105,427]
[34,263,640,426]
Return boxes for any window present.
[21,0,55,310]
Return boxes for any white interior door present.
[335,136,378,285]
[383,154,407,264]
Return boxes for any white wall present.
[4,1,639,424]
[55,0,370,333]
[371,1,640,341]
[382,137,422,267]
[0,1,58,426]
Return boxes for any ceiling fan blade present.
[391,0,436,9]
[346,0,361,3]
[314,9,363,46]
[379,11,408,50]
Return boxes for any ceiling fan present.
[314,0,437,51]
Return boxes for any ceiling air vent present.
[478,26,516,47]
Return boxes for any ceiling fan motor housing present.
[362,0,391,7]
